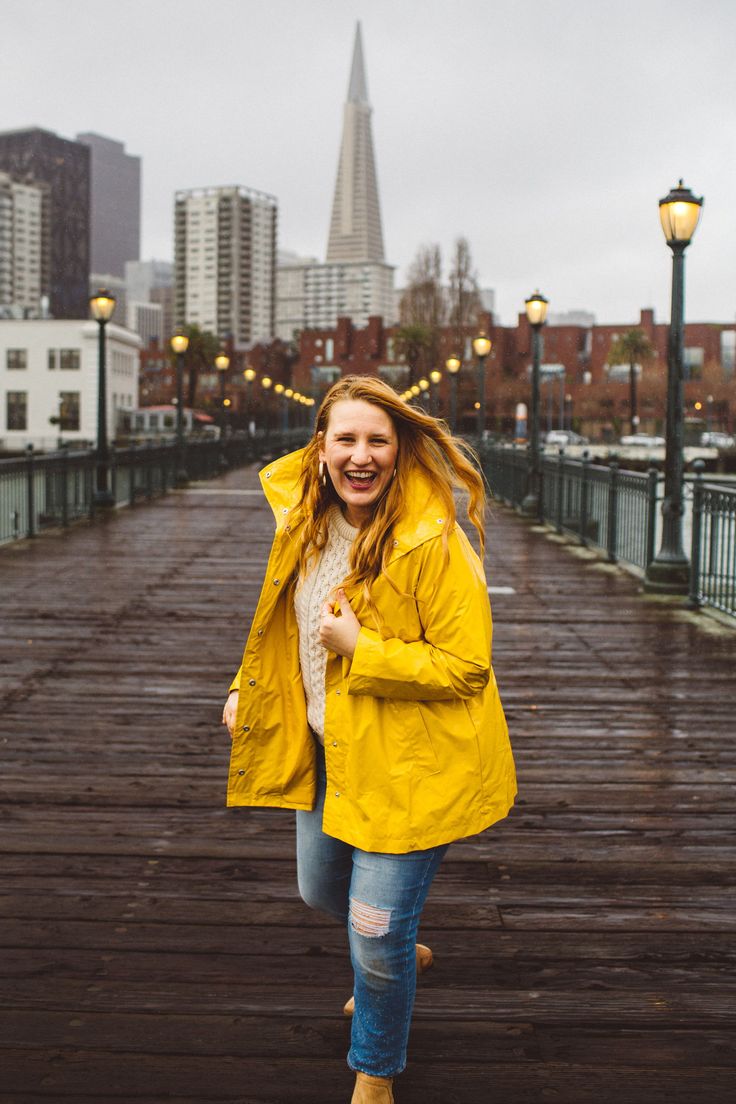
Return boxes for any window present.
[6,391,27,430]
[48,349,57,370]
[683,347,704,380]
[60,349,80,370]
[6,349,27,370]
[59,391,80,431]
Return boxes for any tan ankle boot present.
[343,943,433,1016]
[351,1071,394,1103]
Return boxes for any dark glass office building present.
[0,128,90,318]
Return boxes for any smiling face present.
[318,399,399,527]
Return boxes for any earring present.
[318,460,327,487]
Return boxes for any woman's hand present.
[319,588,361,660]
[222,689,239,739]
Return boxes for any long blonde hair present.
[293,376,486,608]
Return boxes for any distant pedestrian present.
[223,375,516,1103]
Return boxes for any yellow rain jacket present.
[227,448,516,853]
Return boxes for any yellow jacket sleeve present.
[346,528,491,701]
[228,666,242,695]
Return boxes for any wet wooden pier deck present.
[1,462,734,1104]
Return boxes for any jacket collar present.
[259,448,452,556]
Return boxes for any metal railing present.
[0,429,309,546]
[690,470,736,617]
[481,442,736,620]
[483,443,659,571]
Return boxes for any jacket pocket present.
[404,701,442,778]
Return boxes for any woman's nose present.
[350,444,372,464]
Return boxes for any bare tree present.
[447,237,482,354]
[399,244,445,332]
[397,244,447,382]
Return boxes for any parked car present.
[545,430,589,447]
[619,433,666,447]
[700,431,735,448]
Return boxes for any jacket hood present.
[259,447,455,555]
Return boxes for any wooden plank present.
[1,462,736,1102]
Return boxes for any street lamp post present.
[170,332,190,485]
[274,383,288,432]
[521,291,549,517]
[645,180,703,593]
[418,378,430,410]
[243,366,256,435]
[472,332,492,441]
[215,352,230,437]
[429,370,442,417]
[261,375,272,437]
[90,289,117,508]
[445,355,461,433]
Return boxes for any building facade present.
[76,133,140,278]
[0,172,45,316]
[283,308,736,439]
[174,185,277,348]
[0,128,90,319]
[275,23,395,340]
[125,259,174,345]
[0,319,140,451]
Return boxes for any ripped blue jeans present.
[296,741,448,1078]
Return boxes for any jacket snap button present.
[243,725,250,733]
[257,629,263,636]
[282,508,288,514]
[248,678,256,686]
[332,741,338,748]
[335,792,340,798]
[238,770,245,776]
[335,689,340,695]
[266,472,272,479]
[273,578,280,585]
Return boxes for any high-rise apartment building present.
[0,128,90,319]
[174,185,277,347]
[76,133,140,278]
[0,172,45,316]
[275,23,394,341]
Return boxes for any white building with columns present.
[0,319,140,451]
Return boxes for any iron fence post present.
[26,444,35,538]
[145,442,153,500]
[60,447,69,528]
[607,456,619,563]
[580,450,591,546]
[688,460,704,608]
[556,448,564,533]
[645,466,659,569]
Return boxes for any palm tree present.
[607,329,656,435]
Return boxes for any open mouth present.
[344,470,377,490]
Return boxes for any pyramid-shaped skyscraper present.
[326,22,385,264]
[275,23,395,340]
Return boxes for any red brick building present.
[138,310,736,439]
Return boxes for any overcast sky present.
[3,0,735,325]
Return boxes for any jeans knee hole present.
[349,897,392,938]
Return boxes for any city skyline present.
[1,0,735,326]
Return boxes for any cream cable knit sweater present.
[293,505,358,743]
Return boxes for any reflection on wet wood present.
[1,463,735,1103]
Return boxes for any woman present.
[223,376,516,1103]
